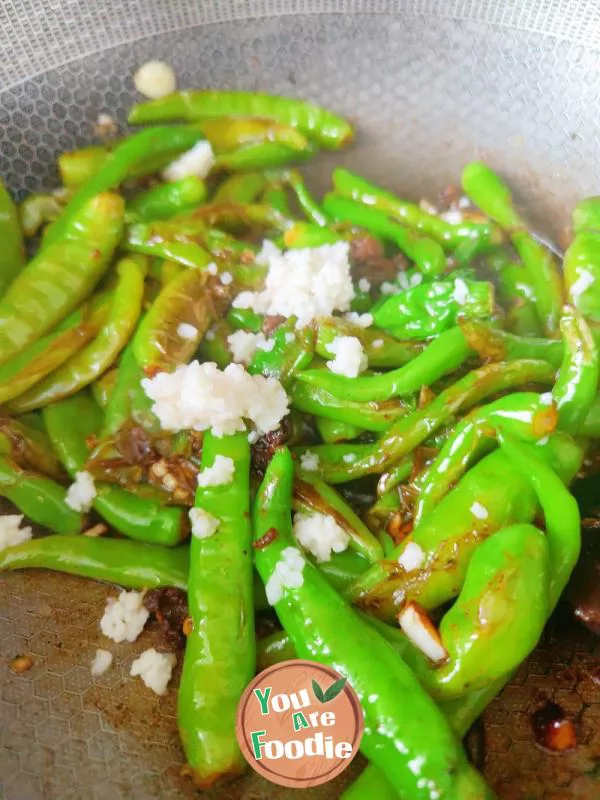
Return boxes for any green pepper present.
[297,326,471,403]
[461,162,564,336]
[552,306,599,434]
[293,473,383,562]
[372,277,495,339]
[314,415,365,442]
[332,168,502,254]
[485,250,542,337]
[281,169,329,226]
[226,307,264,333]
[128,90,354,150]
[0,534,189,590]
[198,117,310,154]
[0,299,108,405]
[9,256,146,412]
[124,219,214,269]
[323,193,447,276]
[347,431,582,619]
[91,368,118,411]
[178,431,254,786]
[252,448,492,800]
[127,176,207,221]
[303,359,555,483]
[289,379,412,432]
[248,321,314,386]
[59,146,112,189]
[0,179,25,293]
[197,319,233,369]
[413,392,558,525]
[0,415,65,481]
[212,172,267,205]
[0,192,124,366]
[47,127,206,247]
[133,268,215,373]
[315,317,425,368]
[0,456,83,535]
[460,319,564,367]
[43,393,187,546]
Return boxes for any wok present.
[1,1,599,798]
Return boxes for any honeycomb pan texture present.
[1,2,600,798]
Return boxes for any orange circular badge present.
[236,659,364,788]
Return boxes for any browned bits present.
[253,527,279,550]
[418,385,436,409]
[144,587,189,649]
[387,512,413,544]
[262,315,286,336]
[10,655,34,674]
[349,235,384,265]
[251,417,292,476]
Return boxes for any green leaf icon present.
[323,677,347,702]
[312,679,326,703]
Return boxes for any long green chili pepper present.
[0,179,25,292]
[214,140,315,171]
[346,431,582,619]
[499,434,580,607]
[0,416,65,481]
[0,535,189,590]
[332,167,502,254]
[128,90,354,150]
[261,182,293,216]
[191,202,293,234]
[248,321,314,386]
[564,196,600,321]
[124,220,214,269]
[297,326,471,402]
[429,523,550,700]
[197,320,233,369]
[413,392,558,525]
[461,162,564,336]
[460,319,564,367]
[280,169,329,226]
[197,117,309,154]
[46,127,206,247]
[59,146,112,189]
[252,447,492,800]
[314,415,364,442]
[293,473,383,562]
[0,456,84,535]
[315,317,425,368]
[178,431,254,786]
[552,306,599,433]
[127,176,207,221]
[372,277,495,339]
[212,172,268,204]
[133,268,215,373]
[0,300,108,405]
[485,250,542,337]
[323,193,447,276]
[98,342,159,440]
[303,359,555,483]
[9,256,146,412]
[226,307,264,333]
[0,192,124,366]
[91,368,118,411]
[43,393,187,546]
[289,379,412,432]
